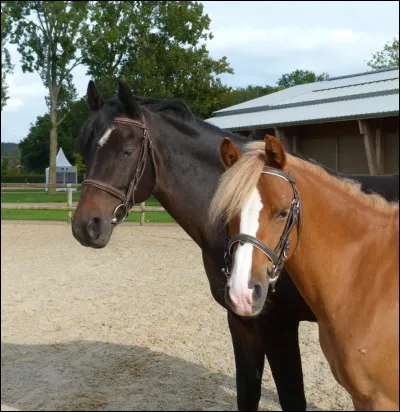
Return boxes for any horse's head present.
[72,80,156,248]
[210,135,300,317]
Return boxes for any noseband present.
[223,167,301,292]
[82,117,156,225]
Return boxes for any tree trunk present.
[48,104,57,195]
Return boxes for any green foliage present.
[19,98,89,173]
[367,36,399,70]
[1,155,20,176]
[1,157,10,174]
[216,85,282,111]
[81,1,233,119]
[72,152,86,175]
[277,70,329,88]
[19,115,51,172]
[1,2,14,110]
[1,174,46,183]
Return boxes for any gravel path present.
[1,222,352,411]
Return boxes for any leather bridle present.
[82,117,156,225]
[223,167,301,292]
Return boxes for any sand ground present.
[1,222,352,411]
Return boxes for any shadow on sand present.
[1,340,279,411]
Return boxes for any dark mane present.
[135,97,195,122]
[136,96,242,141]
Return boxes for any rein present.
[82,117,156,225]
[223,167,301,292]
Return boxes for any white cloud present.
[6,74,47,99]
[3,97,24,112]
[207,26,383,56]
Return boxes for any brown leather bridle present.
[82,117,156,225]
[223,167,301,292]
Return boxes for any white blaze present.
[227,188,263,315]
[98,126,115,147]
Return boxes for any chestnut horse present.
[210,135,399,410]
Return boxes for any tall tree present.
[1,2,13,110]
[277,69,329,88]
[367,36,399,70]
[81,1,233,119]
[7,1,89,193]
[19,98,89,173]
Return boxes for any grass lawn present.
[1,191,162,206]
[1,191,82,203]
[1,209,174,223]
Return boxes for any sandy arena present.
[1,222,352,411]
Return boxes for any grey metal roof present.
[205,67,399,130]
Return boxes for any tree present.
[19,114,52,173]
[72,152,86,176]
[81,1,233,119]
[216,85,282,111]
[277,70,329,88]
[367,36,399,70]
[7,1,89,192]
[1,2,13,110]
[19,98,89,173]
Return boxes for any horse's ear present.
[264,135,286,169]
[220,137,241,169]
[86,80,105,111]
[117,79,141,118]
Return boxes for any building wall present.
[233,116,398,175]
[382,116,399,174]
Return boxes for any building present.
[206,67,399,175]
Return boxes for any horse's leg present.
[261,273,307,411]
[262,315,306,410]
[227,311,265,411]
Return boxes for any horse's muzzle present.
[71,214,113,248]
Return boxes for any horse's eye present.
[123,149,135,158]
[277,210,288,219]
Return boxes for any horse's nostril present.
[86,216,102,240]
[251,281,263,302]
[93,216,101,226]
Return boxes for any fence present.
[1,183,166,225]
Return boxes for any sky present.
[1,1,399,144]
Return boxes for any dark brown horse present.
[72,79,399,410]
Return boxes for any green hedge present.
[1,174,46,183]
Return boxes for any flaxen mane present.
[209,141,399,224]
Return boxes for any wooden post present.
[335,136,340,171]
[140,202,145,226]
[292,135,297,153]
[376,127,384,175]
[275,127,292,151]
[67,186,72,224]
[358,120,378,175]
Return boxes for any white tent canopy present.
[45,148,77,191]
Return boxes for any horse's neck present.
[284,165,398,322]
[151,118,245,250]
